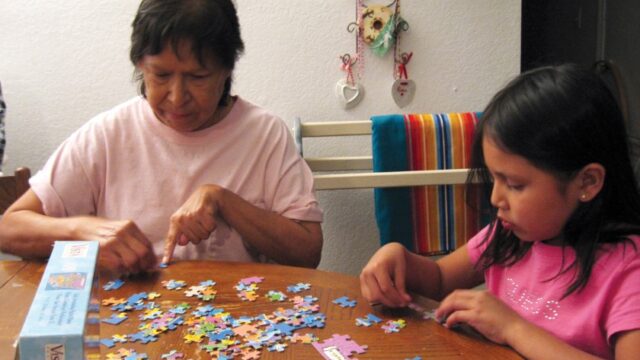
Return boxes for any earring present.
[580,193,588,201]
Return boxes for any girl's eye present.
[506,183,524,191]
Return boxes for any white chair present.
[292,117,472,190]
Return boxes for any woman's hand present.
[76,217,157,275]
[435,289,526,345]
[360,242,413,307]
[162,185,221,264]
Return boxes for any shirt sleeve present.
[466,225,492,266]
[29,118,103,217]
[262,119,323,222]
[605,244,640,343]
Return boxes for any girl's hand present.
[76,217,157,275]
[162,185,222,264]
[360,242,413,307]
[435,289,526,345]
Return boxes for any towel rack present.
[293,117,472,190]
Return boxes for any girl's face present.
[483,136,582,244]
[138,40,231,132]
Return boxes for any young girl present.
[360,64,640,359]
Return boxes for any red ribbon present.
[396,52,413,79]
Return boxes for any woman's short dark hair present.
[130,0,245,104]
[469,63,640,296]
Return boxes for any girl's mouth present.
[500,219,513,230]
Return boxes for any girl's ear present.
[577,163,605,202]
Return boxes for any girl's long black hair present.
[467,63,640,297]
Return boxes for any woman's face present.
[483,136,582,244]
[138,41,231,132]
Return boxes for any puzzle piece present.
[161,350,184,360]
[268,342,288,352]
[287,282,311,293]
[103,279,125,291]
[162,279,186,290]
[355,313,382,327]
[239,276,264,285]
[100,338,116,348]
[199,279,216,287]
[102,313,128,325]
[106,348,148,360]
[112,334,128,343]
[102,297,126,306]
[333,296,357,308]
[312,334,368,360]
[290,332,319,344]
[382,319,407,334]
[266,290,287,302]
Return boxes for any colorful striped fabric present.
[372,113,485,255]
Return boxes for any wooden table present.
[0,260,522,359]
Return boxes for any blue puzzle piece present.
[103,279,124,291]
[101,313,127,325]
[99,338,115,348]
[333,296,357,308]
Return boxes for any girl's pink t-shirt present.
[30,96,323,262]
[467,226,640,358]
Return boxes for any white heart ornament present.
[392,78,416,108]
[335,79,364,109]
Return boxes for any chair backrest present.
[293,117,471,190]
[294,114,487,255]
[0,167,31,214]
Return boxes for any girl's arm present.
[360,242,484,307]
[437,290,638,359]
[613,330,640,360]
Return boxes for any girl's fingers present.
[435,289,475,319]
[392,259,412,304]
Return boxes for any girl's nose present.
[490,183,506,210]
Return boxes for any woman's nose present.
[168,78,190,105]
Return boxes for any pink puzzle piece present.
[312,334,368,360]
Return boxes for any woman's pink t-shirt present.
[30,96,323,262]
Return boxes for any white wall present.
[0,1,520,274]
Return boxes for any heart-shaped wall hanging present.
[391,78,415,108]
[336,78,364,109]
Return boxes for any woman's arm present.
[162,184,323,268]
[0,190,157,274]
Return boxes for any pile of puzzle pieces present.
[100,275,422,359]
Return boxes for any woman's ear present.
[577,163,605,202]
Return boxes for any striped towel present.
[372,113,486,255]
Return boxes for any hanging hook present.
[340,54,358,66]
[347,21,359,33]
[397,18,409,32]
[399,52,413,65]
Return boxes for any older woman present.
[0,0,323,274]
